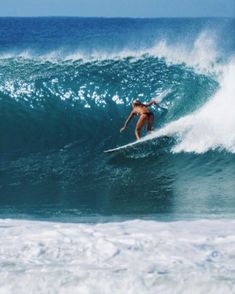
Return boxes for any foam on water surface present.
[0,219,234,294]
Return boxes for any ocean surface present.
[0,17,235,293]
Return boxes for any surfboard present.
[104,133,154,153]
[104,140,138,153]
[103,134,170,153]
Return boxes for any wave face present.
[0,17,235,219]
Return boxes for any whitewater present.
[0,219,235,294]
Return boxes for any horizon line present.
[0,16,233,19]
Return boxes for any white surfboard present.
[104,140,139,153]
[104,132,156,153]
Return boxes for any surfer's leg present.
[147,115,154,132]
[135,115,147,140]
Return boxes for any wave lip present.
[0,30,225,74]
[0,218,234,294]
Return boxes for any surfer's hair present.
[132,99,142,106]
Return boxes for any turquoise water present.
[0,18,234,220]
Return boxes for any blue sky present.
[0,0,234,17]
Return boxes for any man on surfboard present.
[120,99,158,140]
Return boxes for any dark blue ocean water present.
[0,17,234,221]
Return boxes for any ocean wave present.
[0,55,217,154]
[1,52,233,155]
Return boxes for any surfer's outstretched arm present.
[142,100,158,107]
[120,111,135,132]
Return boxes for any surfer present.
[120,99,158,140]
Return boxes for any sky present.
[0,0,234,17]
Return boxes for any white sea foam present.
[148,31,222,74]
[144,59,235,154]
[0,218,234,294]
[0,31,224,75]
